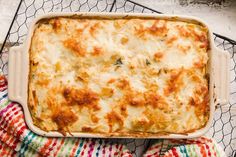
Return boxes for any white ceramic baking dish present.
[8,12,230,138]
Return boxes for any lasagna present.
[28,17,210,136]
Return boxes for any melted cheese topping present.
[28,17,209,135]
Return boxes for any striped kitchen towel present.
[143,137,226,157]
[0,74,132,157]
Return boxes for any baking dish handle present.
[213,48,230,105]
[8,45,27,104]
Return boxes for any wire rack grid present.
[0,0,235,156]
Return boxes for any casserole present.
[8,12,230,138]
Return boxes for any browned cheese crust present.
[28,17,209,135]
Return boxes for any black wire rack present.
[0,0,235,156]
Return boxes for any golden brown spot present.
[33,40,45,52]
[81,126,93,132]
[143,109,169,129]
[75,70,89,83]
[176,25,191,37]
[105,111,124,132]
[177,25,209,50]
[101,87,114,98]
[186,24,195,29]
[195,33,209,50]
[114,21,122,29]
[63,39,85,56]
[145,68,161,76]
[166,36,178,45]
[191,75,201,83]
[114,20,128,29]
[36,73,50,86]
[134,20,168,39]
[128,64,135,70]
[120,37,129,45]
[169,122,179,131]
[63,88,100,111]
[52,109,78,135]
[193,86,208,103]
[75,28,86,37]
[32,90,38,106]
[120,104,128,117]
[177,45,191,54]
[63,88,70,98]
[46,92,60,112]
[51,18,61,32]
[144,91,169,110]
[164,70,184,96]
[144,81,159,92]
[144,91,160,106]
[195,34,207,42]
[55,62,61,72]
[132,117,153,131]
[196,86,208,95]
[91,47,103,56]
[186,116,194,127]
[122,88,169,109]
[148,20,168,37]
[194,57,205,68]
[89,22,100,37]
[154,52,163,62]
[194,62,204,68]
[110,54,120,61]
[134,24,146,38]
[32,60,39,67]
[114,66,121,71]
[116,78,130,89]
[91,114,99,123]
[127,92,145,107]
[188,97,195,107]
[76,76,84,82]
[107,78,116,84]
[192,85,209,118]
